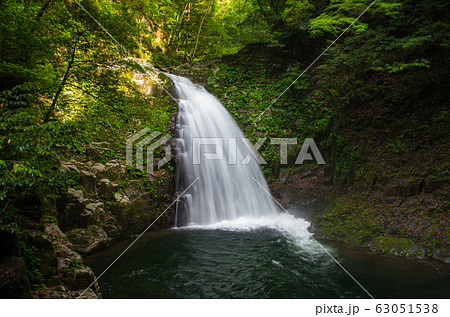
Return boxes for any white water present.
[168,74,325,256]
[169,74,278,225]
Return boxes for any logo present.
[125,129,325,174]
[126,128,172,174]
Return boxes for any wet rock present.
[368,236,427,259]
[432,246,450,264]
[63,264,99,293]
[66,226,109,255]
[33,285,70,299]
[69,288,99,299]
[0,257,32,298]
[109,191,155,236]
[102,215,121,242]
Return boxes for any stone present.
[384,181,425,197]
[79,201,104,228]
[101,213,122,242]
[65,227,109,255]
[79,169,97,192]
[69,288,99,299]
[98,178,120,200]
[63,264,98,292]
[425,179,450,193]
[24,231,59,281]
[60,161,80,173]
[89,163,106,176]
[86,142,110,161]
[59,188,87,231]
[67,188,85,202]
[123,181,145,201]
[32,285,70,299]
[100,160,128,181]
[114,192,131,205]
[368,236,427,259]
[432,246,450,264]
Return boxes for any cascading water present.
[168,74,277,226]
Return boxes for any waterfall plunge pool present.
[86,214,450,299]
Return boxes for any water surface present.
[87,216,450,299]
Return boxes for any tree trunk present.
[190,0,213,64]
[170,2,189,54]
[183,1,192,62]
[36,0,53,22]
[44,35,80,122]
[255,0,268,17]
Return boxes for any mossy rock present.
[369,236,426,259]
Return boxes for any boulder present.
[78,168,97,192]
[109,191,154,236]
[58,188,87,231]
[101,160,128,181]
[101,215,121,242]
[65,226,109,255]
[89,163,106,176]
[62,263,100,294]
[32,285,70,299]
[432,246,450,264]
[80,201,104,228]
[23,231,59,282]
[114,192,131,205]
[368,236,427,259]
[384,181,425,197]
[98,178,120,200]
[69,288,99,299]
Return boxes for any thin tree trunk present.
[170,2,189,54]
[36,0,53,22]
[190,0,213,64]
[183,1,191,62]
[255,0,268,17]
[269,0,279,14]
[44,35,80,122]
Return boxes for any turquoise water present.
[86,225,450,299]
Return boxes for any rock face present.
[58,158,175,249]
[36,156,175,296]
[384,181,425,197]
[66,227,109,255]
[12,224,102,299]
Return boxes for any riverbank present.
[270,165,450,264]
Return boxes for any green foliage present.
[309,0,401,37]
[18,240,45,288]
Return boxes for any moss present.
[370,236,426,259]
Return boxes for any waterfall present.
[168,74,277,226]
